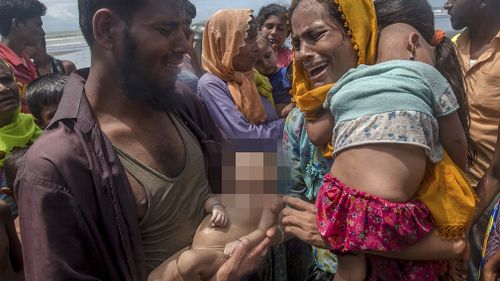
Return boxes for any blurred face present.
[38,103,58,129]
[19,16,45,47]
[115,1,190,111]
[260,15,288,48]
[291,1,357,88]
[233,30,260,72]
[444,0,477,30]
[0,64,20,118]
[255,44,278,76]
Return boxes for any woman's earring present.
[410,45,416,61]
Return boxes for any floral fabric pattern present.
[332,110,442,162]
[316,174,443,280]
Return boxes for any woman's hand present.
[280,196,329,249]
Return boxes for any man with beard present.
[14,0,274,280]
[444,0,500,280]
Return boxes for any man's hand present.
[211,205,228,227]
[212,227,276,281]
[280,196,329,249]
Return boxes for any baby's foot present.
[223,239,241,257]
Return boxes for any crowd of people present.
[0,0,499,280]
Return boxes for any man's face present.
[444,0,478,30]
[114,1,190,111]
[19,16,45,47]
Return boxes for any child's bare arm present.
[204,196,228,227]
[305,111,334,147]
[224,209,278,256]
[438,112,468,170]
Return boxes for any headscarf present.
[0,59,42,167]
[202,9,267,124]
[253,69,275,109]
[291,0,378,157]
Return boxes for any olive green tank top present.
[114,113,209,273]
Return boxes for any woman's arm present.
[198,75,284,140]
[438,112,468,170]
[305,111,334,147]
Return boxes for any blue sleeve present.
[198,75,284,141]
[282,108,308,198]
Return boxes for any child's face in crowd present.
[38,103,58,129]
[255,44,279,76]
[260,15,288,48]
[0,64,20,118]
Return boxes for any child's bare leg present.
[369,233,467,260]
[334,254,367,281]
[177,249,226,281]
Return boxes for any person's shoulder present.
[199,73,225,86]
[198,73,228,97]
[21,122,87,182]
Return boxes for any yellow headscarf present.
[291,0,378,157]
[202,9,267,124]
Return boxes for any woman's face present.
[233,32,260,72]
[291,1,357,89]
[260,15,288,48]
[0,64,20,117]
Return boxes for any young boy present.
[25,74,67,129]
[0,148,27,281]
[254,35,292,117]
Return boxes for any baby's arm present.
[438,112,468,170]
[305,111,334,147]
[224,209,277,257]
[204,196,228,227]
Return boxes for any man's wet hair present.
[78,0,188,46]
[186,0,196,19]
[0,0,46,37]
[26,74,67,121]
[4,147,29,189]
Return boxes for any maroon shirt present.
[14,69,222,280]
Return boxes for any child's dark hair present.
[26,74,68,121]
[375,0,475,167]
[4,148,28,189]
[0,0,46,37]
[257,4,288,29]
[185,0,196,19]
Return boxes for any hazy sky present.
[41,0,292,33]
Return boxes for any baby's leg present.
[334,254,367,281]
[177,249,226,281]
